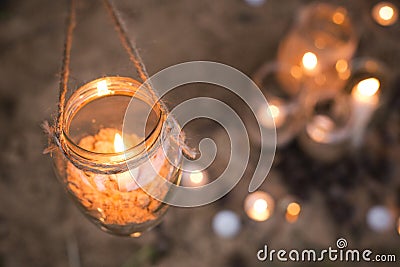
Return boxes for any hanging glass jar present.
[46,0,185,236]
[252,62,307,147]
[52,77,183,236]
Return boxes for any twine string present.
[47,0,195,163]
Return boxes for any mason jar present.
[51,76,183,237]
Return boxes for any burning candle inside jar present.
[302,52,318,75]
[372,2,399,26]
[52,76,183,236]
[351,77,380,147]
[66,128,165,225]
[253,62,305,147]
[244,191,274,222]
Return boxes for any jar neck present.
[60,76,166,174]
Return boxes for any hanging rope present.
[102,0,195,159]
[56,0,76,138]
[44,0,195,159]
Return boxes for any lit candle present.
[244,191,274,222]
[372,2,398,26]
[302,51,318,75]
[351,77,380,147]
[258,101,286,129]
[285,202,301,223]
[113,133,139,192]
[306,115,335,144]
[181,164,208,187]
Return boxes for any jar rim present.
[60,76,165,169]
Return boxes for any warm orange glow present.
[254,199,268,213]
[130,232,142,238]
[332,11,345,24]
[380,5,394,20]
[314,74,326,86]
[335,59,348,73]
[287,202,301,216]
[397,217,400,235]
[302,52,318,71]
[259,102,286,128]
[314,37,326,49]
[244,191,274,222]
[290,66,303,79]
[189,171,204,184]
[307,115,335,143]
[372,2,398,26]
[97,80,110,96]
[114,133,125,153]
[269,105,280,119]
[356,78,380,97]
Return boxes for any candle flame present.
[356,78,380,97]
[254,199,268,213]
[373,2,398,26]
[269,105,280,119]
[379,5,394,21]
[97,80,110,96]
[302,52,318,71]
[245,191,274,221]
[114,133,125,153]
[189,171,204,184]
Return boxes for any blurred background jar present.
[277,3,358,100]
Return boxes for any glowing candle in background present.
[258,101,286,129]
[181,164,209,187]
[351,77,380,147]
[285,202,302,223]
[336,59,351,80]
[372,2,399,26]
[302,52,318,74]
[306,115,335,144]
[244,191,275,222]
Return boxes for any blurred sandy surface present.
[0,0,399,266]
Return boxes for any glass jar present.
[298,94,353,162]
[51,76,183,236]
[277,3,358,99]
[253,62,307,147]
